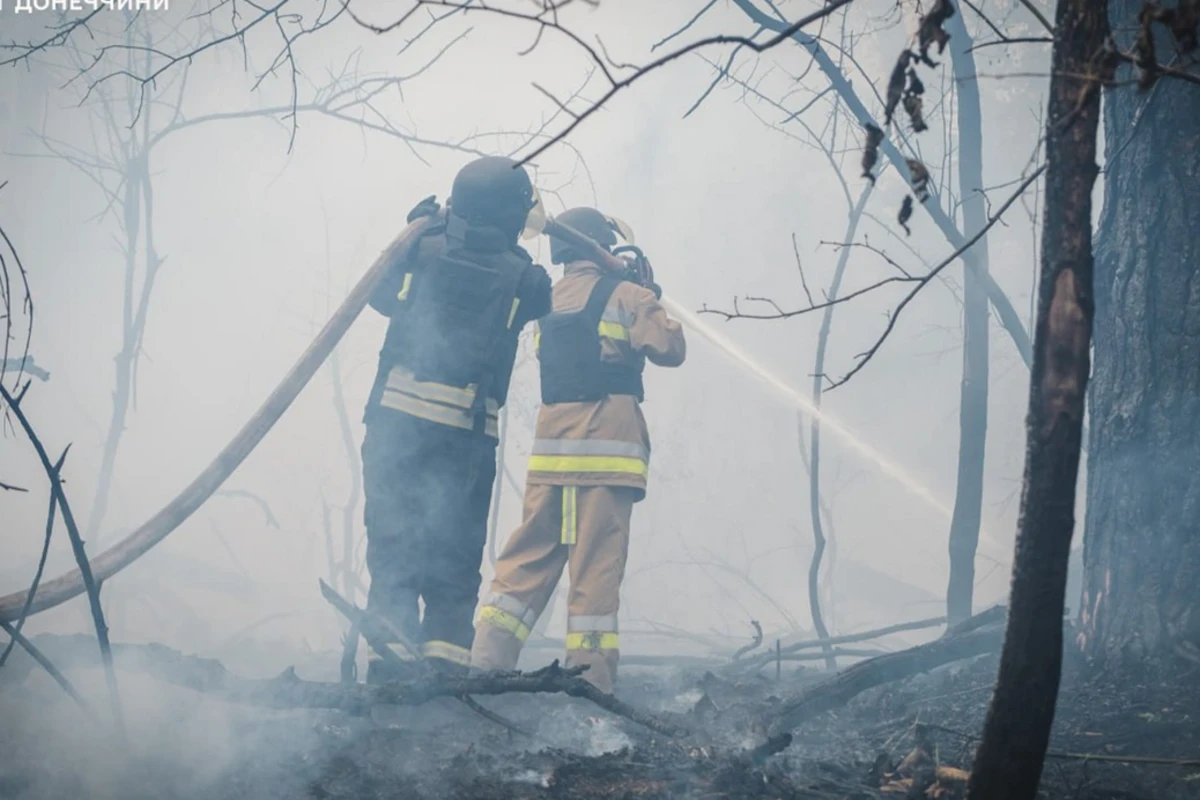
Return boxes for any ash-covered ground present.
[3,637,1199,800]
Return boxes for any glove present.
[406,195,440,223]
[647,281,663,301]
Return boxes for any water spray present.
[531,209,1007,558]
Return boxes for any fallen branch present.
[15,635,684,736]
[730,615,948,671]
[0,216,434,623]
[319,579,544,737]
[0,385,126,739]
[767,607,1006,737]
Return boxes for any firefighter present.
[361,156,552,681]
[469,207,686,693]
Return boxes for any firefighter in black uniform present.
[361,156,552,680]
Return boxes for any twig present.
[215,489,280,528]
[732,615,948,671]
[349,0,858,165]
[703,165,1046,389]
[0,450,65,668]
[0,383,127,740]
[1017,0,1056,35]
[733,620,765,661]
[0,620,95,719]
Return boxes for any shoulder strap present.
[582,275,621,325]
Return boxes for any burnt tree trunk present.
[945,10,991,625]
[967,2,1109,798]
[1079,0,1200,666]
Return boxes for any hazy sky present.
[0,0,1073,660]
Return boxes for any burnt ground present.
[3,639,1200,800]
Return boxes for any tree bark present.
[967,3,1109,798]
[945,11,991,625]
[1080,0,1200,666]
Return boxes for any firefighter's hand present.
[406,195,440,223]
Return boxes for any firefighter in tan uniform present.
[469,207,686,693]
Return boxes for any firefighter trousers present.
[362,409,497,674]
[470,482,635,693]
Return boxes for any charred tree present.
[967,2,1110,798]
[1079,0,1200,666]
[944,9,991,625]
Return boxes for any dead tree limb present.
[0,621,94,719]
[0,384,126,739]
[0,216,435,624]
[0,449,65,668]
[967,2,1110,798]
[767,607,1006,737]
[318,580,533,736]
[18,635,684,737]
[731,617,949,672]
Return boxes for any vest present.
[368,213,531,432]
[538,275,646,405]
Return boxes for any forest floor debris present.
[3,628,1200,799]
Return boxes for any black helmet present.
[449,156,536,240]
[550,207,620,265]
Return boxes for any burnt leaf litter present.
[5,627,1200,799]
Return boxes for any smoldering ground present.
[5,622,1200,800]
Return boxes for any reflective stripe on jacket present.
[378,365,500,438]
[527,260,686,497]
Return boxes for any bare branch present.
[702,165,1046,389]
[0,384,126,738]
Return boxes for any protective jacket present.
[470,259,685,693]
[364,209,552,437]
[527,260,686,499]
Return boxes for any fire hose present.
[0,214,618,623]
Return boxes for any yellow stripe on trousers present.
[561,485,578,546]
[565,632,619,651]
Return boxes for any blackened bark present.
[1081,0,1200,665]
[967,3,1108,798]
[945,11,991,625]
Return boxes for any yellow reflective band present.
[565,632,620,651]
[597,320,630,341]
[507,297,521,329]
[478,605,531,642]
[421,640,471,666]
[561,485,578,546]
[529,455,649,478]
[397,272,413,302]
[367,642,419,662]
